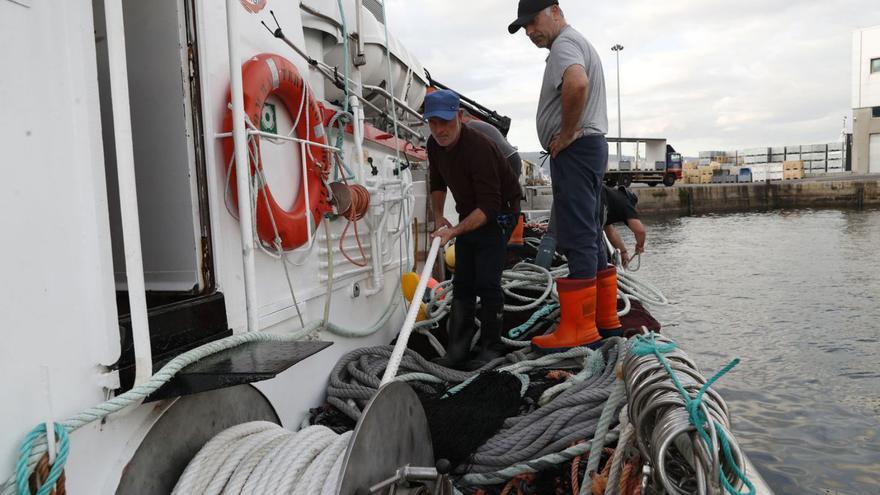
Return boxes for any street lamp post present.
[611,44,624,167]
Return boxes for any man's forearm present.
[634,231,647,252]
[628,219,647,253]
[451,208,488,237]
[604,225,626,253]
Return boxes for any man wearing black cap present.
[425,89,522,370]
[509,1,622,351]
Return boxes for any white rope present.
[173,422,351,495]
[618,270,669,306]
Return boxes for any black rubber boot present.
[434,299,477,370]
[465,303,507,371]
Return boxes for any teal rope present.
[507,304,558,339]
[327,111,355,182]
[16,423,68,495]
[631,333,756,495]
[439,372,530,399]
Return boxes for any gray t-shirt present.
[465,120,517,158]
[536,25,608,151]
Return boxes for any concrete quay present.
[636,175,880,216]
[522,175,880,217]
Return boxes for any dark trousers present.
[549,135,608,279]
[453,221,510,307]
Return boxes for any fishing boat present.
[1,1,773,493]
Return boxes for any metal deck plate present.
[146,339,332,402]
[337,382,434,495]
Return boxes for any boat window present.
[872,58,880,74]
[873,107,880,119]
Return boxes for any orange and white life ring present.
[222,53,332,251]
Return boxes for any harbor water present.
[629,208,880,495]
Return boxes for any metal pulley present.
[336,381,453,495]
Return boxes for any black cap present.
[508,0,559,34]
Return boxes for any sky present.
[385,0,880,156]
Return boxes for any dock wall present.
[634,178,880,216]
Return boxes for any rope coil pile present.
[624,333,754,495]
[172,423,349,495]
[465,339,624,479]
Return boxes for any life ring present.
[222,53,332,251]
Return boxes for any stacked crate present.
[750,163,784,182]
[801,144,827,173]
[783,161,805,180]
[682,162,699,184]
[741,148,770,166]
[699,151,735,167]
[697,164,716,184]
[827,143,843,173]
[770,147,786,163]
[699,140,847,180]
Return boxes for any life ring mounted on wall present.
[222,53,332,251]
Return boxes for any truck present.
[604,138,683,187]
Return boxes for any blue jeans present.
[549,135,608,279]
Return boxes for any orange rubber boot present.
[508,214,525,246]
[531,278,602,352]
[597,267,624,338]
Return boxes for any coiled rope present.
[337,183,371,267]
[172,422,350,495]
[463,339,625,480]
[625,333,754,495]
[324,344,609,422]
[618,270,669,307]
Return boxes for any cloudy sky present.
[386,0,880,155]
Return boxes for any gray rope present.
[604,407,635,495]
[580,375,627,495]
[326,346,478,420]
[464,339,626,475]
[458,431,622,486]
[325,344,613,422]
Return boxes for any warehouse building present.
[852,25,880,174]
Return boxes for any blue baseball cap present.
[423,90,460,121]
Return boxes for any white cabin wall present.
[0,0,120,474]
[194,0,316,333]
[196,0,401,333]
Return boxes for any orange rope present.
[500,478,517,495]
[500,474,533,495]
[338,184,370,267]
[28,453,65,495]
[570,451,582,495]
[620,453,642,495]
[547,370,573,380]
[588,448,616,495]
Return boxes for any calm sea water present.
[624,208,880,495]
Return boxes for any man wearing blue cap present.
[509,0,622,351]
[425,89,522,370]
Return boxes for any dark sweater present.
[428,125,521,221]
[603,185,639,226]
